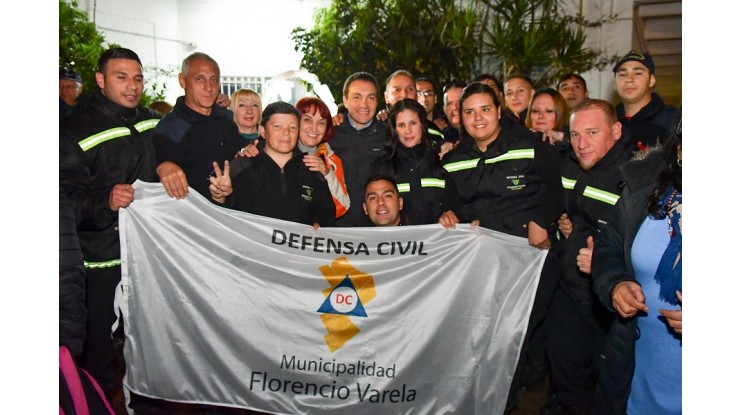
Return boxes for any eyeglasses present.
[416,91,435,97]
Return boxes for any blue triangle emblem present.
[317,275,368,317]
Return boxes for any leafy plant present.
[59,0,107,94]
[292,0,481,107]
[479,0,615,87]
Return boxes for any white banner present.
[119,181,547,414]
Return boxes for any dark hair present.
[443,79,468,95]
[295,96,334,142]
[343,72,379,98]
[416,77,436,91]
[364,174,400,199]
[461,81,500,109]
[505,73,534,89]
[473,73,503,93]
[98,47,142,73]
[260,101,300,127]
[647,106,682,219]
[181,52,220,77]
[525,88,570,131]
[386,99,432,158]
[557,73,588,91]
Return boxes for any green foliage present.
[291,0,481,107]
[59,0,107,93]
[479,0,614,87]
[60,0,173,106]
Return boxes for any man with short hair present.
[59,68,88,119]
[441,80,467,143]
[363,175,405,227]
[543,98,634,415]
[417,77,456,144]
[384,69,417,110]
[330,72,388,227]
[504,73,536,123]
[613,50,677,152]
[153,52,242,200]
[60,47,161,395]
[557,73,589,109]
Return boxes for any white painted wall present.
[78,0,332,104]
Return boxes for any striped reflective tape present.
[397,183,411,193]
[78,118,160,151]
[583,186,620,205]
[421,178,445,188]
[484,148,535,165]
[562,176,577,190]
[428,128,444,138]
[135,118,159,132]
[84,259,122,269]
[79,127,130,151]
[443,158,480,172]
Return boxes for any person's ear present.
[612,121,623,141]
[363,202,368,215]
[178,73,186,89]
[95,72,105,90]
[649,74,656,88]
[398,196,404,211]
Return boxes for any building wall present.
[75,0,636,106]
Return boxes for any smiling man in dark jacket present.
[543,99,633,415]
[59,47,161,395]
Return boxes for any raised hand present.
[209,160,232,203]
[576,236,594,274]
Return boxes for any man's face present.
[95,58,143,109]
[504,78,534,116]
[384,74,416,108]
[569,107,622,171]
[443,86,463,128]
[262,113,299,156]
[363,180,404,227]
[558,77,588,109]
[343,80,378,127]
[614,61,655,106]
[59,79,82,105]
[179,57,220,115]
[416,80,436,115]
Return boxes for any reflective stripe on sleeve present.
[421,178,445,188]
[583,186,620,205]
[79,127,130,151]
[84,259,122,269]
[562,176,577,190]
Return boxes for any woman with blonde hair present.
[229,88,262,142]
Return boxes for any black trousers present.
[79,265,122,392]
[546,288,611,411]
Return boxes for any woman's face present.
[299,108,328,148]
[233,95,261,133]
[462,92,501,149]
[263,113,299,156]
[394,109,423,148]
[529,94,557,132]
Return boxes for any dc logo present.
[317,275,368,317]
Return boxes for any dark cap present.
[60,68,82,84]
[613,51,655,74]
